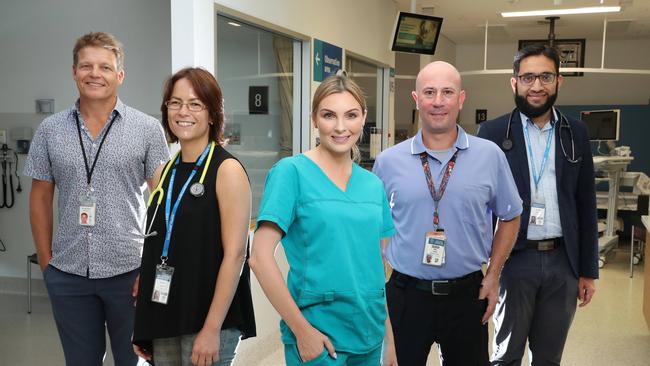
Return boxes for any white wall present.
[216,0,397,67]
[456,38,650,134]
[0,0,171,281]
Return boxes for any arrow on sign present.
[315,52,321,66]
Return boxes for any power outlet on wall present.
[0,129,7,145]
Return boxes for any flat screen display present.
[391,12,443,55]
[580,109,620,141]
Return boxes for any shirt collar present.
[70,97,125,120]
[410,125,470,155]
[519,107,557,131]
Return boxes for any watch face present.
[190,183,204,197]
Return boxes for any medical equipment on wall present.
[501,107,581,163]
[0,143,22,208]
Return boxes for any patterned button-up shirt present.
[24,99,169,278]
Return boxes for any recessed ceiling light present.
[227,21,241,27]
[501,6,621,18]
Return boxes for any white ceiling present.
[394,0,650,43]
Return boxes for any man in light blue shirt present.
[373,61,522,366]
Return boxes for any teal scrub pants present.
[284,344,382,366]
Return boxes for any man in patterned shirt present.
[24,32,169,366]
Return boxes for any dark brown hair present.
[73,32,125,70]
[160,67,225,144]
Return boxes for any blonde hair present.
[73,32,125,70]
[311,75,366,162]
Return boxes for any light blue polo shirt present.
[520,110,563,240]
[373,126,522,280]
[257,154,395,353]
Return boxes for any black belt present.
[391,270,483,296]
[517,237,563,252]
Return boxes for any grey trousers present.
[491,247,578,366]
[152,327,241,366]
[43,265,139,366]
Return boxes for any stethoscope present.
[142,141,216,238]
[502,108,582,163]
[0,144,22,209]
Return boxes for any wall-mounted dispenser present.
[36,99,54,114]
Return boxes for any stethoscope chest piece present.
[189,182,205,197]
[502,139,513,151]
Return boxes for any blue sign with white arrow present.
[313,39,342,82]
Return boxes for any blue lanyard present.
[161,143,211,262]
[523,121,555,192]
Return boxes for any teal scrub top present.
[257,154,395,353]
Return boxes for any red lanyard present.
[419,150,459,229]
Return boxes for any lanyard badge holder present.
[420,151,458,267]
[78,188,97,226]
[524,123,554,227]
[151,142,214,305]
[75,111,118,227]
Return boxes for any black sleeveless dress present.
[133,145,256,351]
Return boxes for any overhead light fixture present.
[501,6,621,18]
[227,21,241,27]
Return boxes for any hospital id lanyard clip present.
[143,141,216,238]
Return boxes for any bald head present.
[415,61,462,92]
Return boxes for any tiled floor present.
[1,248,649,365]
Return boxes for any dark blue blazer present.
[477,110,599,279]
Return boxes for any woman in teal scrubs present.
[250,75,397,366]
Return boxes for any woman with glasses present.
[249,75,397,366]
[133,67,255,366]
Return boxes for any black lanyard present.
[419,150,459,228]
[75,111,118,186]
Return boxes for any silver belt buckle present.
[538,240,555,251]
[431,280,449,295]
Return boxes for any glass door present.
[345,56,385,169]
[216,15,304,217]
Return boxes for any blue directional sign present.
[313,39,342,82]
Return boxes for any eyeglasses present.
[165,100,206,112]
[516,72,557,86]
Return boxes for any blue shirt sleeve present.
[490,150,523,221]
[256,158,299,235]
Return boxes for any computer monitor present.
[580,109,620,141]
[391,12,443,55]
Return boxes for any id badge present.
[529,203,546,226]
[78,190,96,226]
[422,230,446,266]
[152,264,174,305]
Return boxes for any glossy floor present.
[1,249,648,366]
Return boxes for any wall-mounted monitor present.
[580,109,620,141]
[391,12,443,55]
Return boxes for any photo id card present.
[79,204,96,226]
[152,264,174,305]
[529,203,546,226]
[78,189,97,227]
[422,230,446,267]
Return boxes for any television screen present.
[391,12,443,55]
[580,109,620,141]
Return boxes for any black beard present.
[514,91,557,119]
